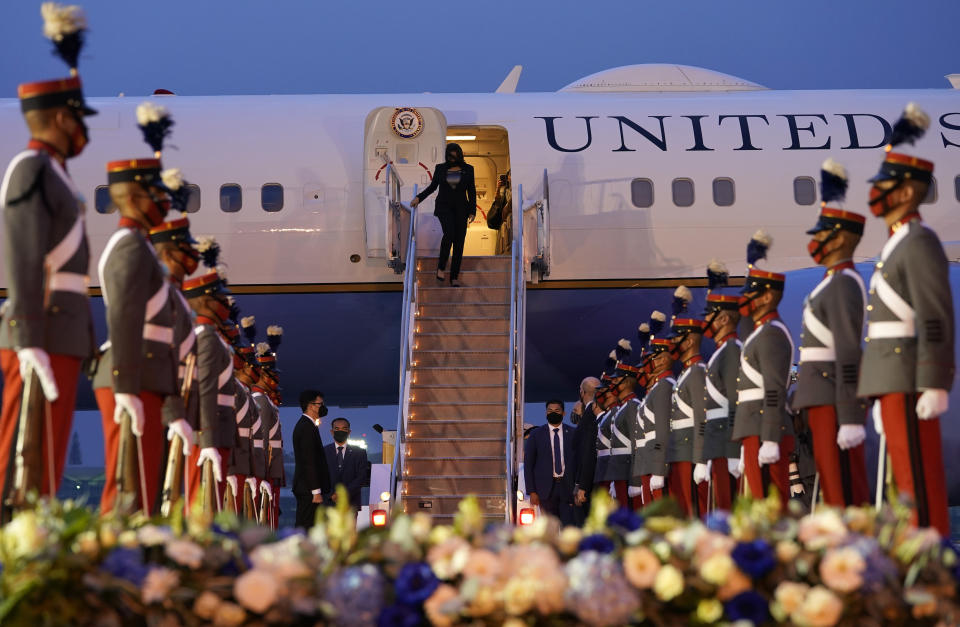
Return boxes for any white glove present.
[196,447,223,483]
[17,347,58,402]
[114,393,145,437]
[758,440,780,466]
[836,424,866,450]
[167,419,194,456]
[245,477,258,497]
[728,457,742,479]
[649,475,665,491]
[871,401,884,436]
[916,389,949,420]
[226,475,238,498]
[693,462,710,484]
[627,486,643,498]
[260,480,273,501]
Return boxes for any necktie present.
[337,446,344,469]
[553,428,562,475]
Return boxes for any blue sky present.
[2,0,959,97]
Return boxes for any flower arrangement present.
[0,488,957,626]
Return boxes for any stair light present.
[380,491,391,502]
[516,490,524,502]
[519,508,536,526]
[371,509,388,527]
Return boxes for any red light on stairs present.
[371,510,388,527]
[519,508,536,526]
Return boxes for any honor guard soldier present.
[256,339,284,528]
[593,369,617,498]
[639,336,674,503]
[859,104,954,536]
[610,358,643,510]
[0,3,96,513]
[667,314,708,518]
[182,250,236,515]
[792,160,870,508]
[235,335,265,521]
[605,340,635,507]
[701,262,743,510]
[149,216,201,516]
[733,232,795,509]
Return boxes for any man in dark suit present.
[323,417,370,512]
[524,400,577,527]
[292,390,331,529]
[572,378,601,526]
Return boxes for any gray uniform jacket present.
[604,398,636,481]
[195,323,236,449]
[249,388,267,478]
[594,409,612,483]
[161,288,197,427]
[640,376,674,477]
[858,220,955,397]
[669,362,707,464]
[96,228,175,396]
[733,317,795,443]
[703,337,742,460]
[256,393,285,485]
[793,268,868,424]
[1,149,92,357]
[227,379,255,477]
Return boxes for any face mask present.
[65,111,88,157]
[332,430,349,444]
[180,250,199,276]
[738,294,758,318]
[868,182,901,217]
[806,230,839,264]
[319,405,328,418]
[547,411,563,425]
[703,312,717,340]
[210,298,231,323]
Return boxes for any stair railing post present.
[392,184,418,505]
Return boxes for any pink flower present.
[233,569,279,614]
[792,586,843,626]
[141,567,179,604]
[797,511,848,551]
[462,549,501,583]
[424,584,460,627]
[427,537,470,580]
[623,546,661,589]
[774,581,810,615]
[819,547,865,593]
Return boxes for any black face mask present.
[319,405,328,418]
[547,411,563,425]
[332,430,349,444]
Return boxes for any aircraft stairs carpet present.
[399,255,512,524]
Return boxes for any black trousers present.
[294,493,319,529]
[541,481,576,527]
[436,206,470,280]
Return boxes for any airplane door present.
[363,107,446,259]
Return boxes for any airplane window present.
[262,183,283,212]
[672,178,694,207]
[793,177,816,205]
[712,178,735,206]
[220,184,242,213]
[94,185,116,214]
[922,177,937,204]
[631,178,654,208]
[184,184,201,214]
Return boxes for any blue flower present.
[942,539,960,581]
[578,534,615,554]
[394,562,439,606]
[731,539,776,579]
[277,527,304,540]
[725,590,770,625]
[377,603,422,627]
[705,510,731,534]
[606,507,643,532]
[101,547,149,587]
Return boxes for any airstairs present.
[387,166,551,524]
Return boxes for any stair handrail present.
[391,185,418,505]
[385,162,408,274]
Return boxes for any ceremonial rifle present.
[160,352,196,517]
[7,368,46,511]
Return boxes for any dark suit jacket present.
[573,402,599,490]
[524,423,576,500]
[415,163,477,216]
[324,443,371,508]
[292,415,331,496]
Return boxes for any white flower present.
[41,3,86,41]
[820,158,847,180]
[136,101,169,126]
[234,568,279,614]
[137,524,173,547]
[1,510,48,559]
[165,538,204,569]
[651,310,666,322]
[160,168,184,191]
[248,536,311,581]
[141,567,179,604]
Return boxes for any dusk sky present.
[2,0,960,97]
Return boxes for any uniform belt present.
[671,418,694,430]
[269,439,281,448]
[799,346,836,362]
[596,449,611,457]
[253,441,264,448]
[635,436,647,447]
[217,394,234,407]
[143,323,173,344]
[706,408,727,421]
[237,427,250,437]
[644,429,657,439]
[48,272,88,295]
[738,389,763,402]
[609,447,630,456]
[868,320,915,339]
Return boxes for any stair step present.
[414,334,509,351]
[418,303,510,319]
[409,402,507,420]
[410,384,507,403]
[416,271,509,288]
[405,457,506,475]
[406,419,506,438]
[415,318,509,334]
[405,438,505,457]
[412,367,507,386]
[416,256,511,273]
[413,350,508,368]
[420,287,509,304]
[423,514,506,523]
[401,494,507,516]
[402,475,507,495]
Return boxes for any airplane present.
[1,63,958,505]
